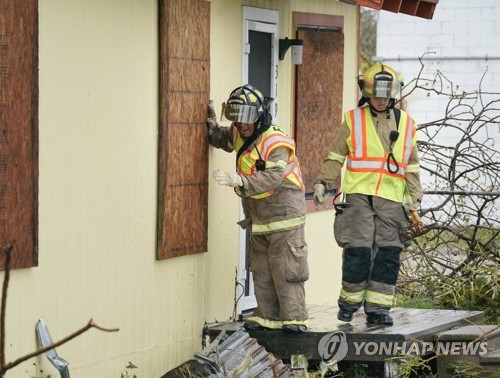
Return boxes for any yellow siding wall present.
[0,0,358,377]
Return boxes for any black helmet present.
[221,84,272,126]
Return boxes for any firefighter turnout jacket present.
[231,124,306,234]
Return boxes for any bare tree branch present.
[398,56,499,321]
[0,319,118,374]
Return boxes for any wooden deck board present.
[205,305,484,362]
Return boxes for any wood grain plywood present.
[158,0,209,259]
[166,122,208,185]
[161,184,207,258]
[295,30,343,193]
[0,0,38,269]
[167,90,207,124]
[165,0,210,60]
[168,57,209,93]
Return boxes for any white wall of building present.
[375,0,500,195]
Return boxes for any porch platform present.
[205,305,484,363]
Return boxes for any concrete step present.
[435,325,500,378]
[480,348,500,366]
[437,325,500,349]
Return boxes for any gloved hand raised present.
[313,183,328,210]
[213,170,243,188]
[207,100,219,136]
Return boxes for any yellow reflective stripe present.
[406,163,420,173]
[365,290,394,306]
[327,150,346,164]
[251,192,272,199]
[266,160,286,169]
[246,316,283,329]
[339,288,365,303]
[252,215,306,234]
[283,319,308,326]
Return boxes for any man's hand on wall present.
[207,100,219,136]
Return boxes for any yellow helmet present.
[359,63,401,99]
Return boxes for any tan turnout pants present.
[249,226,309,321]
[335,194,408,315]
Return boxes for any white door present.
[237,7,279,314]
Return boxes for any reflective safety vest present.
[233,125,304,199]
[339,107,418,202]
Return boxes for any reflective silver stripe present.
[284,158,297,174]
[352,107,364,157]
[346,158,406,175]
[293,165,304,187]
[261,133,299,178]
[261,134,293,158]
[347,159,384,169]
[403,119,414,163]
[384,162,406,175]
[252,215,306,233]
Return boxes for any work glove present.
[206,100,219,137]
[313,183,328,210]
[405,199,422,212]
[213,170,243,188]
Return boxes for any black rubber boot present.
[282,324,308,333]
[366,314,393,325]
[243,321,264,331]
[337,309,354,322]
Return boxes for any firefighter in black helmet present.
[207,84,309,333]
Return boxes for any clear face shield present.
[373,79,400,98]
[362,71,401,99]
[220,103,259,123]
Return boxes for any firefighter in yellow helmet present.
[314,63,423,325]
[206,84,309,333]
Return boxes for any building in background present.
[375,1,500,195]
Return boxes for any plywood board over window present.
[294,13,344,196]
[158,0,210,259]
[0,1,38,270]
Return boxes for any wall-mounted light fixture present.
[279,37,304,65]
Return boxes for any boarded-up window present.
[0,1,38,270]
[158,0,210,259]
[294,13,344,197]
